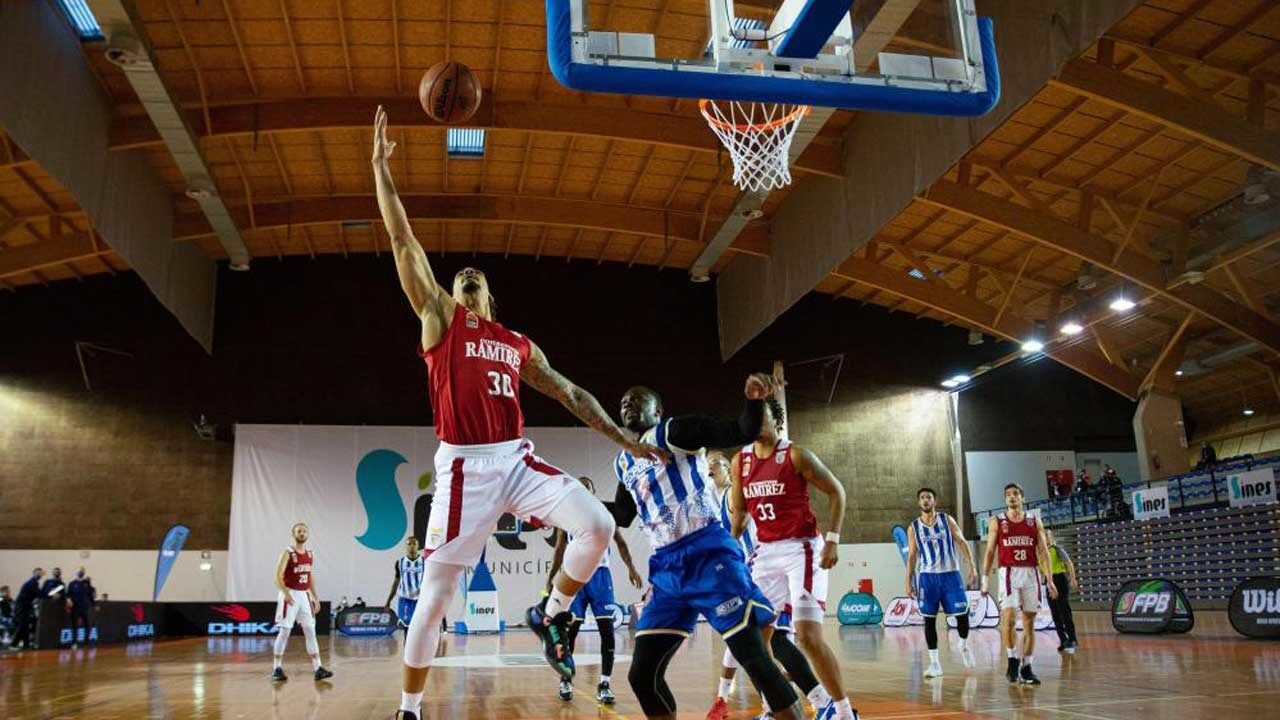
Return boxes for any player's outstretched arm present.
[980,516,999,595]
[793,446,844,569]
[664,373,775,452]
[729,454,748,539]
[371,106,453,332]
[947,515,979,586]
[904,524,918,597]
[521,342,667,462]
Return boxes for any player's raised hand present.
[372,105,397,164]
[819,540,838,569]
[626,439,670,464]
[744,372,783,399]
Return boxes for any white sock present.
[928,649,940,664]
[599,675,610,685]
[1022,657,1031,668]
[400,691,423,712]
[545,588,574,618]
[717,677,733,699]
[1007,648,1018,659]
[311,655,322,671]
[958,637,968,650]
[807,685,832,708]
[835,698,855,719]
[272,656,282,670]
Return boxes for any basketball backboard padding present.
[546,0,1000,115]
[771,0,855,59]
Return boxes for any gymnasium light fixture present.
[1243,407,1255,416]
[1059,319,1084,335]
[1110,283,1136,312]
[1021,339,1045,353]
[1175,369,1184,377]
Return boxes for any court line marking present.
[867,689,1280,719]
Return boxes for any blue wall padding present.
[546,0,1001,116]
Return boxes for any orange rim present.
[699,99,810,133]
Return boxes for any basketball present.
[419,61,482,124]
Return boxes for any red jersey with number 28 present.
[283,548,313,591]
[420,303,532,445]
[995,512,1040,568]
[739,440,818,543]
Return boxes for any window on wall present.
[57,0,104,41]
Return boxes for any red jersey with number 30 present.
[739,440,818,543]
[283,548,313,591]
[995,512,1040,568]
[420,303,532,445]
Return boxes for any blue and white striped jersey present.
[615,418,721,550]
[913,512,959,574]
[397,555,425,599]
[717,486,755,556]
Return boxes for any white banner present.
[1131,486,1171,521]
[1227,468,1278,508]
[229,424,651,626]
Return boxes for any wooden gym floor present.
[2,612,1276,719]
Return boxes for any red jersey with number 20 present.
[283,548,313,591]
[420,303,532,445]
[995,512,1040,568]
[739,440,818,543]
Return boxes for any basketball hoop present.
[700,99,810,193]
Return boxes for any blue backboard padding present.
[546,0,1000,116]
[772,0,850,60]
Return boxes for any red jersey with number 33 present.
[739,440,818,543]
[420,303,532,445]
[995,512,1040,567]
[283,548,313,591]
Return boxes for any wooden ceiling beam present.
[922,181,1280,355]
[107,98,844,178]
[834,255,1139,398]
[171,194,769,258]
[1051,58,1280,171]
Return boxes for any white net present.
[700,100,810,193]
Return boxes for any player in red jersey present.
[373,107,665,720]
[730,398,856,720]
[271,522,332,683]
[981,483,1056,685]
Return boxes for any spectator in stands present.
[1044,530,1080,654]
[1196,442,1217,471]
[41,567,67,599]
[66,568,96,648]
[9,568,44,650]
[0,585,13,646]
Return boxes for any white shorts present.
[275,589,315,629]
[997,567,1042,612]
[750,535,829,624]
[424,438,578,566]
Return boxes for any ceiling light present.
[967,330,984,346]
[940,379,960,389]
[1109,296,1135,312]
[1243,407,1255,416]
[56,0,104,41]
[1021,339,1045,353]
[690,272,710,283]
[1175,369,1184,377]
[950,374,971,384]
[1060,320,1084,335]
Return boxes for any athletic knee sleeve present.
[955,612,970,639]
[924,619,939,650]
[629,633,682,716]
[597,618,616,676]
[273,626,290,657]
[722,645,739,670]
[404,562,464,668]
[302,623,319,657]
[567,620,582,655]
[726,627,799,714]
[547,487,615,583]
[770,631,819,694]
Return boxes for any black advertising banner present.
[164,601,331,637]
[336,607,399,636]
[35,600,163,648]
[1229,576,1280,639]
[1111,578,1194,634]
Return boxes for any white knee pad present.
[404,562,465,668]
[547,486,615,582]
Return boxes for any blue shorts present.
[570,566,617,620]
[397,597,418,628]
[916,571,968,616]
[636,524,775,639]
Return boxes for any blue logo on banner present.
[153,524,190,601]
[355,449,409,550]
[891,525,910,566]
